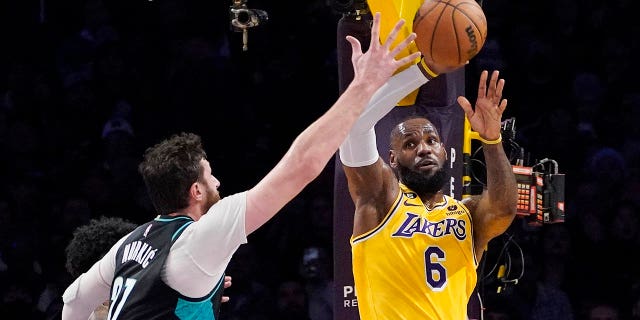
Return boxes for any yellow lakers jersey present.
[351,183,478,319]
[367,0,424,106]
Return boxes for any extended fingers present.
[477,70,488,99]
[397,51,422,66]
[486,70,500,98]
[389,32,417,59]
[380,15,416,64]
[495,78,505,100]
[372,13,420,67]
[369,12,382,49]
[489,72,507,114]
[499,98,508,113]
[381,17,407,50]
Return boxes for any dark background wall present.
[1,1,639,319]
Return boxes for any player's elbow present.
[497,191,518,219]
[288,151,326,183]
[303,158,327,181]
[485,190,517,220]
[503,204,517,221]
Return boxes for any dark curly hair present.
[65,216,137,278]
[138,132,207,215]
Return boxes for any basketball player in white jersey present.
[61,13,434,320]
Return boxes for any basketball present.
[413,0,488,70]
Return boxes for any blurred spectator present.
[482,292,522,320]
[495,249,574,320]
[220,243,275,320]
[631,287,640,320]
[274,279,311,320]
[540,223,573,287]
[572,72,604,142]
[299,246,333,320]
[585,300,621,320]
[472,39,507,79]
[306,192,334,249]
[0,278,40,319]
[605,200,640,291]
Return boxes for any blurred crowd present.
[0,0,639,319]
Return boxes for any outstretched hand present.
[457,70,507,141]
[346,12,422,90]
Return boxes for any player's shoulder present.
[459,194,480,213]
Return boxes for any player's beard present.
[203,186,221,213]
[398,164,449,195]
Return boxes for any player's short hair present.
[138,132,207,215]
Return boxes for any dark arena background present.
[1,0,639,319]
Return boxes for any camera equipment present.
[512,165,544,225]
[229,0,268,51]
[533,158,565,224]
[501,117,517,142]
[464,117,566,226]
[512,162,565,226]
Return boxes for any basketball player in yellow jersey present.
[339,70,517,319]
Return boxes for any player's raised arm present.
[243,12,421,234]
[458,70,517,254]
